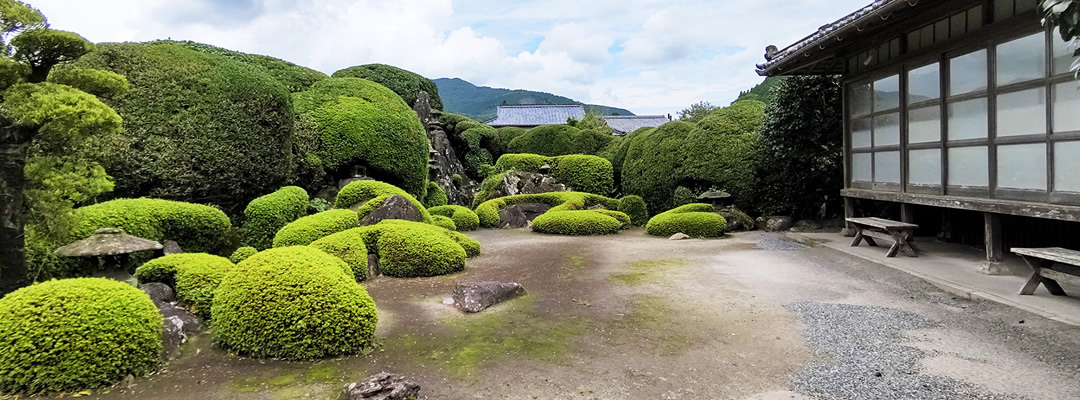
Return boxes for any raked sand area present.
[66,229,1080,400]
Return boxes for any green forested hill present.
[434,78,634,121]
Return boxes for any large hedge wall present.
[272,209,359,247]
[698,100,766,136]
[72,198,231,254]
[331,64,443,110]
[163,40,328,92]
[427,205,479,231]
[506,125,613,156]
[72,42,294,212]
[475,192,619,228]
[646,203,727,238]
[211,247,378,360]
[0,278,161,394]
[134,253,235,319]
[294,78,429,196]
[242,186,309,250]
[355,221,476,277]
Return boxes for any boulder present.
[452,281,527,313]
[163,240,183,255]
[140,282,175,306]
[791,220,822,232]
[755,216,794,232]
[668,233,690,240]
[157,303,202,360]
[498,203,551,228]
[426,114,475,206]
[367,253,381,278]
[360,194,424,226]
[501,171,566,197]
[716,206,752,232]
[341,372,421,400]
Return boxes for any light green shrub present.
[531,210,622,235]
[427,205,479,231]
[356,221,471,277]
[507,125,613,156]
[592,209,631,229]
[646,203,727,238]
[243,186,309,250]
[617,195,649,226]
[423,181,448,208]
[474,192,619,228]
[310,229,369,281]
[135,253,235,319]
[553,154,613,195]
[272,209,358,247]
[229,246,258,263]
[0,278,162,394]
[211,247,377,360]
[72,198,230,253]
[432,215,457,231]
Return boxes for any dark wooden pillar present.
[842,197,856,237]
[901,203,915,224]
[984,213,1003,262]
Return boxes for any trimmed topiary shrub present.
[273,209,359,247]
[592,209,632,229]
[552,155,614,195]
[507,125,613,156]
[356,221,472,277]
[332,64,443,110]
[211,247,378,359]
[0,278,162,394]
[135,253,235,319]
[673,186,696,207]
[618,195,649,226]
[531,210,622,235]
[646,204,727,238]
[230,246,258,263]
[428,205,480,231]
[475,192,619,228]
[243,186,309,250]
[310,229,369,282]
[335,180,409,209]
[294,78,429,197]
[494,153,551,172]
[164,40,328,92]
[423,181,448,208]
[432,215,457,231]
[72,198,230,253]
[73,42,294,213]
[698,100,766,136]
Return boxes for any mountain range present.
[433,78,634,122]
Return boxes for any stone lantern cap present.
[697,189,731,201]
[54,228,163,257]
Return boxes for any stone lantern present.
[54,228,164,284]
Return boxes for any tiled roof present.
[756,0,909,76]
[602,116,670,135]
[486,104,586,127]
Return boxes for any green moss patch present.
[609,259,686,286]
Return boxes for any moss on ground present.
[560,255,586,280]
[228,363,342,397]
[615,295,699,356]
[609,259,686,286]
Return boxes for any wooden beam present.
[984,213,1003,262]
[901,203,915,224]
[842,189,1080,222]
[842,197,857,237]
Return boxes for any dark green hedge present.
[617,195,649,226]
[331,63,443,110]
[646,204,727,238]
[0,278,161,394]
[531,210,622,235]
[211,246,378,360]
[506,125,613,156]
[310,229,369,282]
[698,100,765,136]
[272,209,359,247]
[356,221,476,277]
[475,192,619,228]
[73,42,294,213]
[135,253,235,319]
[427,205,480,231]
[163,40,328,92]
[296,78,429,197]
[242,186,309,250]
[72,198,231,254]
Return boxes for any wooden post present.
[842,197,856,237]
[900,203,915,224]
[979,212,1009,275]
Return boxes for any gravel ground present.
[755,234,811,251]
[787,301,1025,400]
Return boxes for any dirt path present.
[72,229,1080,399]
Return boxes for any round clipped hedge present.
[73,41,294,212]
[310,229,369,282]
[229,246,258,263]
[135,253,235,319]
[357,220,475,277]
[211,247,378,360]
[698,100,765,136]
[0,278,162,394]
[335,179,407,208]
[432,215,457,231]
[427,205,479,231]
[422,181,448,208]
[166,40,328,92]
[331,63,443,110]
[475,192,620,228]
[243,186,309,250]
[531,210,622,235]
[72,198,230,253]
[618,195,649,226]
[295,78,429,197]
[493,153,614,195]
[273,209,359,247]
[507,125,614,156]
[592,209,632,229]
[646,204,728,238]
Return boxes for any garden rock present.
[341,372,420,400]
[498,203,551,228]
[791,220,822,232]
[360,194,424,225]
[452,281,527,313]
[140,282,175,305]
[158,303,202,360]
[669,233,691,240]
[755,216,794,232]
[163,240,183,255]
[368,253,381,278]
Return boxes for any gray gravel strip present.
[787,301,1024,400]
[756,233,810,251]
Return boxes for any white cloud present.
[31,0,870,116]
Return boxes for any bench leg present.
[1019,272,1042,295]
[1018,257,1063,295]
[1043,274,1068,296]
[850,228,864,247]
[889,229,918,257]
[886,242,900,258]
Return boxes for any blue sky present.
[33,0,869,116]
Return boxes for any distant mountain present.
[434,78,634,121]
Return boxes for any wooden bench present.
[1012,247,1080,296]
[846,217,919,258]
